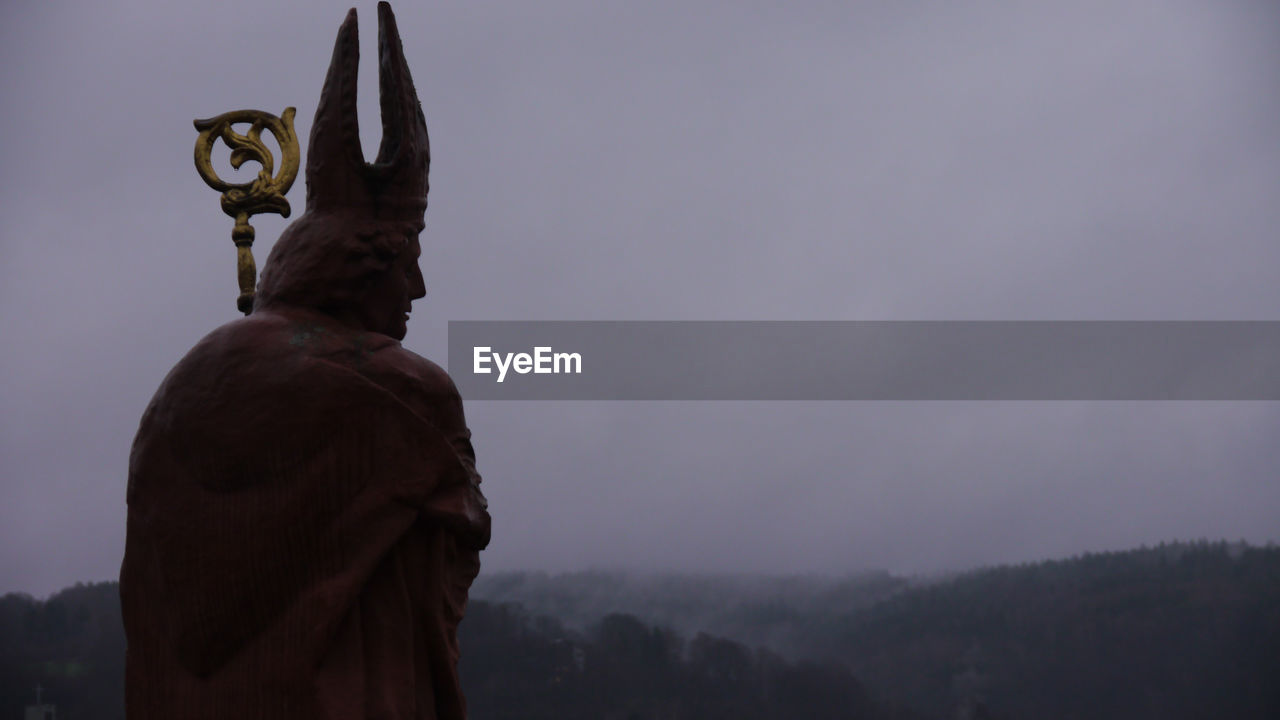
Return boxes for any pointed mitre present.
[305,2,429,219]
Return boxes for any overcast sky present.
[2,0,1279,597]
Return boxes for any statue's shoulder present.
[177,308,433,374]
[161,310,357,386]
[148,309,462,428]
[369,342,458,397]
[360,337,466,426]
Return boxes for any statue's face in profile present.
[359,224,426,340]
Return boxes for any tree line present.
[2,540,1276,719]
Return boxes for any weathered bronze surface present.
[122,5,490,718]
[194,108,300,314]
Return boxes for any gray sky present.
[2,0,1279,597]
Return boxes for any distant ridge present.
[472,540,1280,719]
[3,540,1277,719]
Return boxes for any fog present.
[2,0,1278,597]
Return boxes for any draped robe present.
[121,307,490,719]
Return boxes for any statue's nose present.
[409,266,427,300]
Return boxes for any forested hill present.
[0,584,909,720]
[475,541,1280,719]
[807,541,1280,719]
[2,541,1277,719]
[470,567,912,657]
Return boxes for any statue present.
[119,4,491,718]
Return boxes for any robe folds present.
[121,307,490,720]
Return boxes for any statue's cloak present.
[121,308,489,720]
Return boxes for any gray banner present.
[446,321,1280,400]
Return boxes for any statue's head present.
[255,3,429,341]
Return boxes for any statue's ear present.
[363,226,409,265]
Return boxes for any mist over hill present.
[2,541,1277,719]
[471,569,912,659]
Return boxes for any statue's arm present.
[399,363,491,551]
